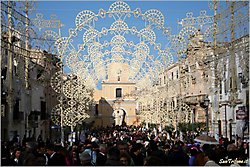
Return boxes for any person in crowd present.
[148,140,167,165]
[1,125,249,166]
[130,143,144,166]
[239,142,249,160]
[11,135,19,144]
[57,145,71,165]
[203,148,220,166]
[117,141,135,165]
[143,156,163,166]
[223,143,241,166]
[189,147,199,166]
[91,141,99,165]
[82,140,92,156]
[1,142,11,166]
[194,152,207,166]
[162,144,171,157]
[46,143,67,166]
[105,147,123,165]
[236,137,242,149]
[167,144,189,166]
[35,143,47,165]
[96,143,107,165]
[119,152,131,166]
[37,134,43,144]
[70,150,81,165]
[23,141,43,165]
[9,148,23,166]
[79,152,93,165]
[117,141,130,154]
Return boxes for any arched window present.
[116,88,122,98]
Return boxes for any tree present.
[178,122,206,133]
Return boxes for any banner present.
[236,107,247,120]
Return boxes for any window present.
[219,80,222,94]
[40,101,46,120]
[176,70,179,79]
[172,72,174,80]
[230,77,232,90]
[118,76,120,81]
[13,99,19,120]
[224,80,227,94]
[116,88,122,98]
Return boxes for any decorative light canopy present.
[53,0,176,89]
[33,0,214,127]
[33,1,215,91]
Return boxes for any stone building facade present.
[156,32,249,140]
[93,62,137,127]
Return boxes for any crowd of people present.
[1,125,249,166]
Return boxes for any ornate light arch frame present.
[54,0,175,90]
[47,0,215,127]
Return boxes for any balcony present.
[183,94,207,105]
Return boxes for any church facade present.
[93,62,138,127]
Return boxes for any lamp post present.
[203,95,210,134]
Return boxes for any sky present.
[32,1,214,37]
[29,0,215,60]
[28,1,215,89]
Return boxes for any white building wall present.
[213,36,249,140]
[31,85,44,112]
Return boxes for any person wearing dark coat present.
[23,141,44,166]
[105,147,123,166]
[96,144,107,165]
[167,145,189,166]
[130,143,144,166]
[9,148,23,166]
[46,144,67,166]
[148,141,167,165]
[79,152,94,166]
